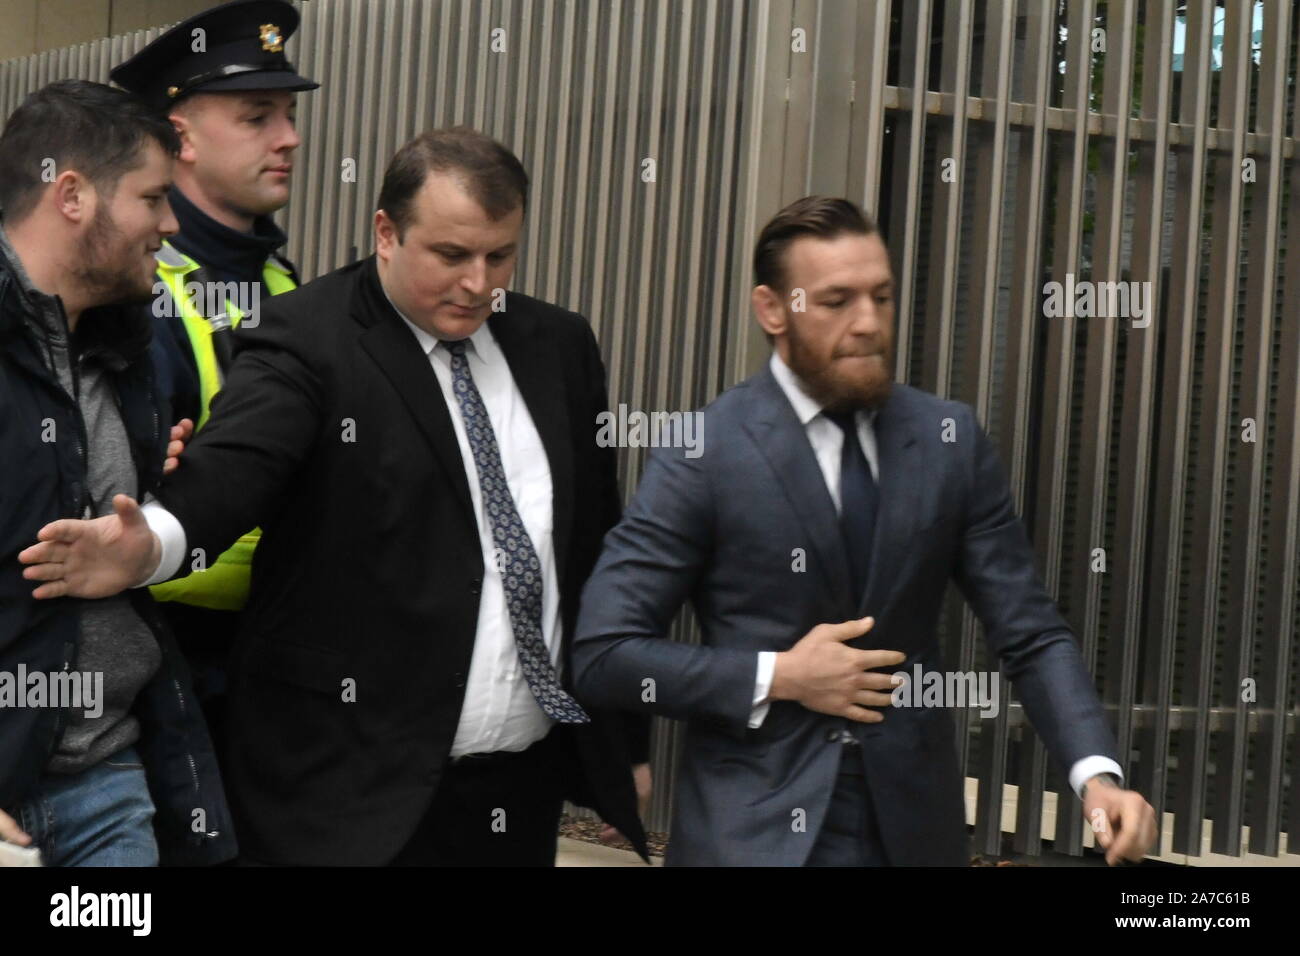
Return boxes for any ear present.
[752,284,788,338]
[374,209,398,261]
[168,111,200,165]
[51,170,93,225]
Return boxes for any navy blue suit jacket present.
[572,362,1120,865]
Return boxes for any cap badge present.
[259,23,284,52]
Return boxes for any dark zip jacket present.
[0,232,237,866]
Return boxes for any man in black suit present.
[21,127,649,866]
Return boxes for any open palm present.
[19,494,160,599]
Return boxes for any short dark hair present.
[753,196,878,292]
[377,127,529,240]
[0,79,181,225]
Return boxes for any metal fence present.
[2,0,1296,863]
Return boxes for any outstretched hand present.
[18,494,161,599]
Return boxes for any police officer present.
[110,0,318,750]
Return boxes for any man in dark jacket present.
[20,127,649,866]
[0,80,236,866]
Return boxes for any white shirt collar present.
[380,281,494,359]
[768,351,878,427]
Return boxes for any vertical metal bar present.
[1017,0,1094,857]
[305,0,340,278]
[625,0,670,481]
[1206,0,1279,858]
[1253,0,1300,857]
[783,0,816,201]
[541,0,575,301]
[678,0,720,406]
[887,0,932,379]
[919,0,973,397]
[1143,0,1211,858]
[846,0,890,211]
[584,0,622,356]
[1114,0,1174,858]
[726,0,796,384]
[650,0,693,409]
[953,0,1013,856]
[807,0,856,194]
[972,0,1053,860]
[1179,0,1250,857]
[1054,0,1135,855]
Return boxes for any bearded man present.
[569,195,1157,867]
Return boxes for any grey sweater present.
[0,228,161,774]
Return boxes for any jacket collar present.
[350,256,577,581]
[741,360,920,618]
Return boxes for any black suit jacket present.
[156,255,649,864]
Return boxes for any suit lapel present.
[858,387,920,616]
[489,304,575,589]
[354,262,476,526]
[742,365,854,611]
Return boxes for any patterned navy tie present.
[444,338,590,723]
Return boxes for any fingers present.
[857,670,904,692]
[23,519,83,550]
[851,689,895,708]
[17,540,69,567]
[169,418,194,442]
[823,616,875,642]
[21,560,70,582]
[854,647,907,670]
[113,494,144,526]
[842,705,886,724]
[30,580,70,601]
[1108,800,1156,864]
[0,809,32,846]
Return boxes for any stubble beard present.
[73,205,155,307]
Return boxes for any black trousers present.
[805,738,890,867]
[389,727,567,866]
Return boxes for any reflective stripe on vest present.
[149,241,296,611]
[154,242,296,428]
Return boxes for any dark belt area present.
[448,730,554,769]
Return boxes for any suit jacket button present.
[469,579,481,596]
[826,728,841,742]
[454,672,466,688]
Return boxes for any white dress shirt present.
[142,298,562,758]
[751,352,1123,798]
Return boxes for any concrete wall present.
[0,0,216,61]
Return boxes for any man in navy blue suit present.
[572,195,1157,866]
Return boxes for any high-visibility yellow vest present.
[148,241,297,611]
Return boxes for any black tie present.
[826,410,878,604]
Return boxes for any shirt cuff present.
[748,651,777,729]
[1069,756,1124,799]
[138,501,187,587]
